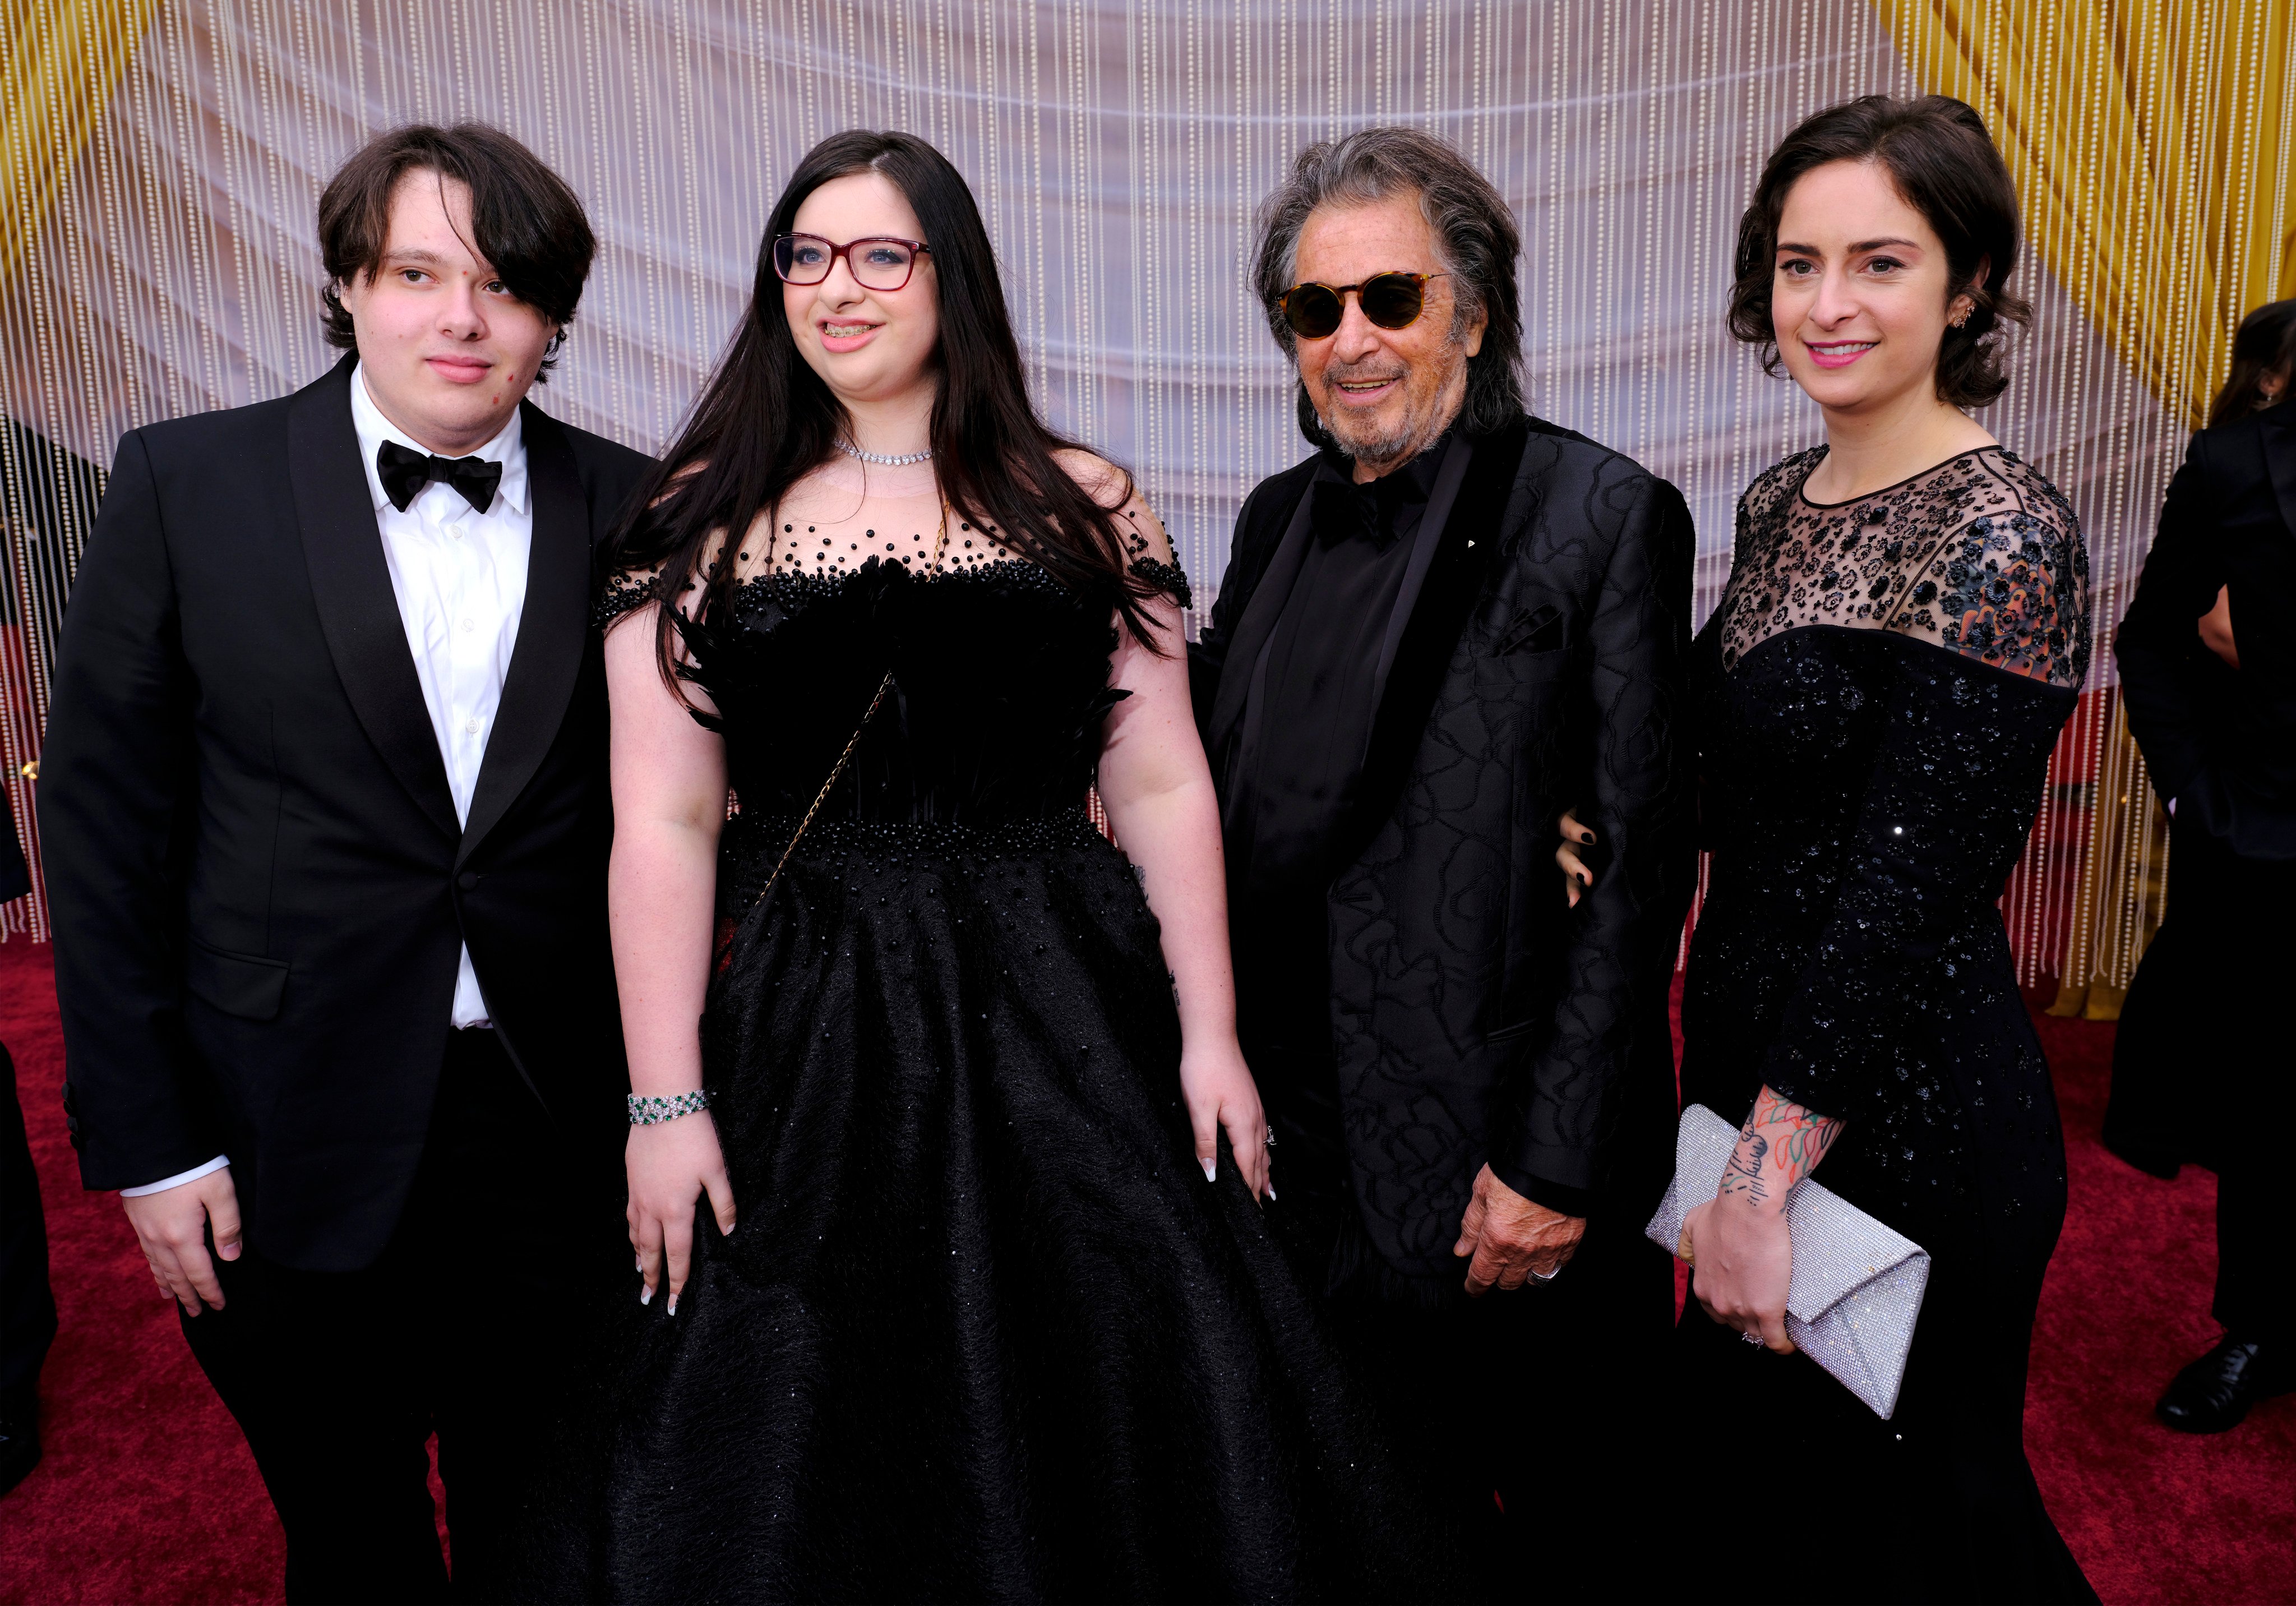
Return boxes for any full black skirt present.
[514,813,1426,1603]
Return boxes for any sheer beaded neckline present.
[1713,443,2090,690]
[596,479,1193,629]
[1793,443,1994,509]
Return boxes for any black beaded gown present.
[1675,445,2096,1603]
[515,524,1428,1604]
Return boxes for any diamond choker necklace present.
[836,437,934,468]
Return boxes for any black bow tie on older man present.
[376,439,503,515]
[1310,453,1434,550]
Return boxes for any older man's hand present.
[1452,1164,1586,1296]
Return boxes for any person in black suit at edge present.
[38,123,652,1600]
[0,787,53,1496]
[2110,297,2296,1433]
[1193,127,1696,1602]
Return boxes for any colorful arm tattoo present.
[1716,1085,1842,1215]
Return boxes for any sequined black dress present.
[1676,446,2096,1603]
[516,544,1426,1604]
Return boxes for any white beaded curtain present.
[0,0,2187,972]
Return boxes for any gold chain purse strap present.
[745,492,953,917]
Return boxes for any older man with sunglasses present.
[1193,128,1696,1600]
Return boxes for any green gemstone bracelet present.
[627,1090,710,1126]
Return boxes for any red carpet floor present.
[0,939,2289,1604]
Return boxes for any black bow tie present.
[376,440,503,515]
[1310,471,1425,550]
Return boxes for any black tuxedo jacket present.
[42,354,653,1270]
[1194,414,1697,1275]
[2115,404,2296,859]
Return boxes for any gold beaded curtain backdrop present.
[3,1,2291,996]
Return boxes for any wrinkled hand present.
[1179,1040,1270,1201]
[1680,1193,1795,1353]
[1452,1164,1584,1295]
[122,1167,242,1316]
[627,1112,736,1314]
[1556,809,1596,908]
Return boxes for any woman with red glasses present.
[509,131,1434,1603]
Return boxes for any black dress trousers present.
[1,1046,57,1416]
[2113,817,2296,1343]
[180,1030,620,1603]
[1249,1031,1673,1606]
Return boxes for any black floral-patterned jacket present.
[1194,412,1697,1277]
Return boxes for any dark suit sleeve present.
[1753,652,2075,1124]
[38,430,216,1189]
[2115,432,2225,810]
[1188,478,1271,736]
[1489,471,1696,1207]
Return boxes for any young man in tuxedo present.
[40,123,652,1601]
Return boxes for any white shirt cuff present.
[120,1155,231,1197]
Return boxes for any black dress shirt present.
[1230,436,1452,905]
[1226,436,1454,1201]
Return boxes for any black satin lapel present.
[459,404,588,870]
[290,356,459,842]
[1366,432,1474,732]
[2263,406,2296,544]
[1207,477,1322,774]
[1337,419,1530,864]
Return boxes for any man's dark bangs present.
[317,123,595,368]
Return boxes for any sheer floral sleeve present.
[1716,445,2091,690]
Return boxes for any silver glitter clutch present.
[1646,1104,1931,1419]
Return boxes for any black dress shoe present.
[2156,1333,2293,1433]
[0,1404,38,1496]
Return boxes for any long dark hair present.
[610,130,1159,680]
[2206,299,2296,428]
[1728,95,2030,409]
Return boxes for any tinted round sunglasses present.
[773,232,931,291]
[1277,271,1447,339]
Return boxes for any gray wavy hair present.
[1252,126,1527,445]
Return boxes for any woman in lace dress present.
[512,131,1430,1603]
[1564,98,2096,1600]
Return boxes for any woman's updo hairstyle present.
[1728,94,2031,409]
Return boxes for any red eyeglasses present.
[773,233,931,292]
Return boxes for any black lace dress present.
[514,530,1427,1604]
[1675,446,2096,1603]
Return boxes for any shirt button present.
[461,618,475,633]
[451,528,464,539]
[464,717,481,735]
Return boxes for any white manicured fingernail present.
[1200,1157,1217,1182]
[1266,1183,1278,1201]
[666,1294,678,1316]
[639,1284,652,1305]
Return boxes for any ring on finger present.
[1740,1328,1764,1346]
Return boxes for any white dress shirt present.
[124,366,532,1197]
